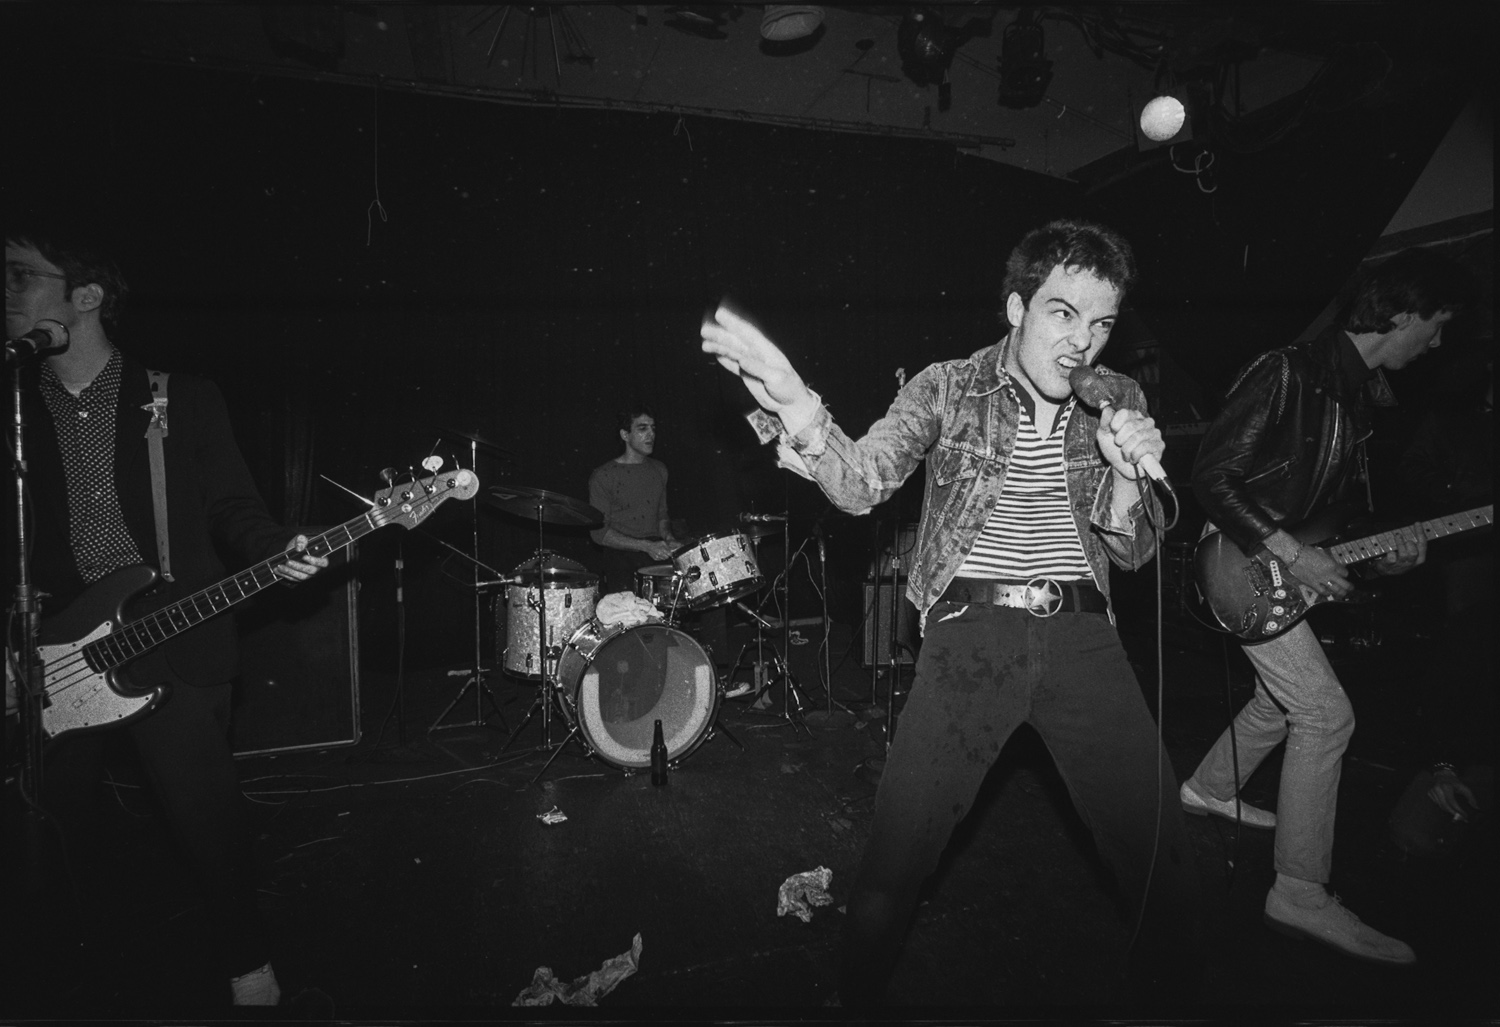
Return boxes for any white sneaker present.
[1264,887,1416,965]
[230,961,282,1006]
[1180,780,1276,829]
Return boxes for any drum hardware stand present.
[429,434,510,732]
[727,521,811,735]
[429,538,510,734]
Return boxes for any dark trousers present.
[838,601,1201,1005]
[42,677,269,979]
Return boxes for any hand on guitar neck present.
[1198,506,1484,642]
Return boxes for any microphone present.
[739,512,788,522]
[1068,364,1168,485]
[5,319,70,365]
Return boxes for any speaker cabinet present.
[861,580,919,667]
[231,546,360,756]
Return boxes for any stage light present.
[996,10,1052,109]
[761,5,823,42]
[897,9,956,87]
[1140,95,1187,142]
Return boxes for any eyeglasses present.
[5,264,68,292]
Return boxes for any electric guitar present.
[1195,504,1492,642]
[32,468,479,740]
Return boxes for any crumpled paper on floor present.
[595,591,663,629]
[536,806,567,825]
[777,866,834,922]
[512,932,643,1007]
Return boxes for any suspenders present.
[143,369,173,582]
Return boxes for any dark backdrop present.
[4,24,1483,667]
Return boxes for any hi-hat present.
[484,485,603,527]
[742,523,784,540]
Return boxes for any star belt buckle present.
[1024,577,1064,618]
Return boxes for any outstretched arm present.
[701,306,820,433]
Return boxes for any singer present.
[702,219,1197,1006]
[1179,247,1472,966]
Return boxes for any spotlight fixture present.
[761,5,823,42]
[1140,94,1187,142]
[996,9,1052,109]
[663,5,734,40]
[897,9,957,87]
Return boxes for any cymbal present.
[512,551,587,575]
[475,568,597,589]
[741,522,784,540]
[436,426,517,461]
[484,484,603,527]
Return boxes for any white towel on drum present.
[595,591,663,629]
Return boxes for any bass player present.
[5,223,327,1006]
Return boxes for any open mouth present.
[1057,355,1082,371]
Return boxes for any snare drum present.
[634,564,687,617]
[556,620,719,770]
[670,531,764,610]
[501,571,598,678]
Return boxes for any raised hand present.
[700,305,812,416]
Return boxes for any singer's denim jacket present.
[782,339,1162,629]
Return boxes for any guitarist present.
[4,224,328,1006]
[1184,247,1472,966]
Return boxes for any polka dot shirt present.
[39,350,144,583]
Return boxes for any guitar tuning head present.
[378,467,398,485]
[422,455,444,473]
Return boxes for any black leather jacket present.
[1192,325,1391,553]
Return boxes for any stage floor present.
[7,588,1495,1021]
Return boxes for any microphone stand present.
[802,521,854,727]
[9,361,49,890]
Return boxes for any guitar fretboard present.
[1330,505,1493,566]
[84,515,376,672]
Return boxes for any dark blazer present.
[1192,324,1385,553]
[15,353,296,686]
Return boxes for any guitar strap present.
[143,369,173,583]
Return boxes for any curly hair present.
[1002,219,1137,309]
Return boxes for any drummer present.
[588,407,682,594]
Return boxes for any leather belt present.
[939,577,1107,617]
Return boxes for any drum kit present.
[481,481,798,781]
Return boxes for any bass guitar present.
[1195,504,1492,642]
[34,468,479,740]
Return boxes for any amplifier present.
[860,580,919,667]
[231,545,361,756]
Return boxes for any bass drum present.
[556,620,719,770]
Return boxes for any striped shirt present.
[955,390,1093,582]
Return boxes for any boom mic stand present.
[803,520,854,727]
[734,513,811,735]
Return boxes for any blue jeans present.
[838,601,1200,1005]
[1187,618,1354,884]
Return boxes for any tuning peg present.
[379,467,398,484]
[422,455,444,473]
